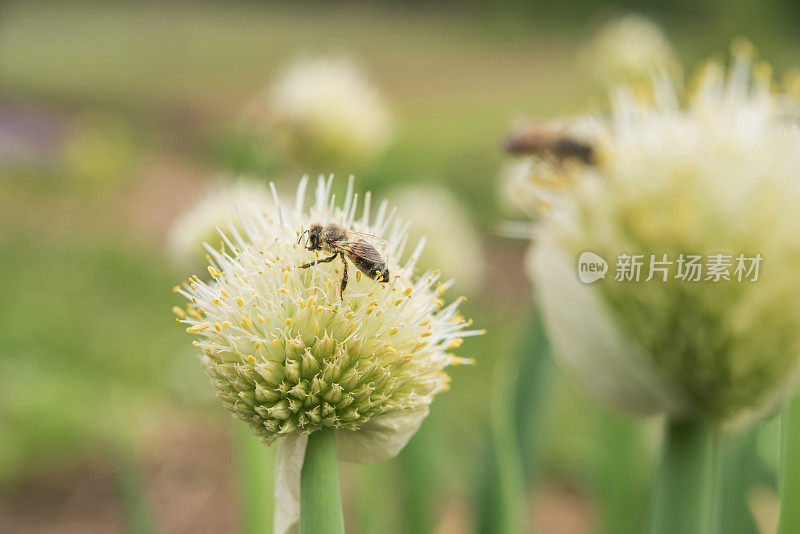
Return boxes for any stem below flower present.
[778,394,800,534]
[301,428,345,534]
[650,418,718,534]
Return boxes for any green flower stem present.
[650,418,718,534]
[236,424,274,534]
[300,428,345,534]
[513,313,551,484]
[400,426,437,534]
[715,428,760,534]
[490,359,526,534]
[778,394,800,534]
[598,413,646,534]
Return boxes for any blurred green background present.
[0,1,795,532]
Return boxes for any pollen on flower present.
[174,176,482,443]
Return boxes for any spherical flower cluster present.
[388,184,485,293]
[167,179,274,271]
[252,56,392,167]
[174,176,479,532]
[529,49,800,425]
[583,14,676,84]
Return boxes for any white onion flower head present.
[174,176,480,533]
[168,179,274,271]
[388,184,484,293]
[530,49,800,426]
[257,56,392,166]
[584,14,676,84]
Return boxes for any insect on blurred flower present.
[388,184,485,293]
[526,42,800,426]
[249,56,392,167]
[167,178,274,271]
[173,176,481,533]
[583,14,677,85]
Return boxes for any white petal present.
[336,406,429,463]
[529,243,686,416]
[273,433,307,534]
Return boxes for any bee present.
[298,223,390,299]
[503,124,595,164]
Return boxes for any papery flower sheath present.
[174,176,480,532]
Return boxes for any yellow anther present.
[418,319,430,327]
[214,323,222,332]
[207,266,219,278]
[283,272,289,283]
[447,338,464,349]
[384,344,396,353]
[394,298,403,306]
[172,306,186,319]
[186,308,203,321]
[420,331,432,338]
[279,288,289,294]
[257,314,265,323]
[236,297,244,307]
[403,287,413,297]
[222,321,232,328]
[254,341,262,350]
[192,341,200,347]
[172,285,180,293]
[387,327,399,336]
[220,289,230,298]
[190,282,197,290]
[285,318,292,326]
[186,323,211,334]
[273,339,281,347]
[247,355,256,363]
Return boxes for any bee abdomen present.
[349,243,390,283]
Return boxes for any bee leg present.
[339,254,349,300]
[299,254,338,269]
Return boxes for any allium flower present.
[528,48,800,425]
[252,56,392,166]
[584,14,676,84]
[388,184,485,293]
[167,179,274,271]
[174,176,479,533]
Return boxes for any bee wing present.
[346,230,392,247]
[338,240,387,263]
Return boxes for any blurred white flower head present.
[167,179,274,271]
[253,56,392,166]
[174,176,480,533]
[529,45,800,426]
[388,184,485,293]
[584,14,676,84]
